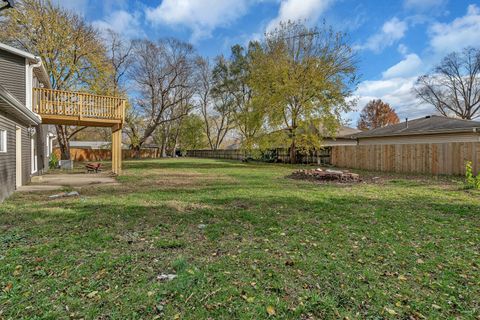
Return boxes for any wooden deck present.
[32,87,126,174]
[32,88,125,128]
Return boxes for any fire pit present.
[290,168,361,183]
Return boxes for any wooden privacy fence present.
[53,147,159,162]
[187,148,332,164]
[276,148,331,164]
[332,142,480,175]
[187,149,246,160]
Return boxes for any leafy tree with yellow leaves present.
[0,0,111,160]
[249,21,357,163]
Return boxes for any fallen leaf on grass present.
[385,307,397,315]
[241,294,254,303]
[266,305,276,316]
[87,291,98,298]
[3,283,13,292]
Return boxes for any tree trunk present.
[131,145,141,159]
[55,125,71,160]
[161,123,171,157]
[172,126,180,157]
[160,133,168,158]
[289,139,297,164]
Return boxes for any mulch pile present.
[289,168,361,183]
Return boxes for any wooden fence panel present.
[187,148,332,164]
[53,147,159,161]
[332,142,480,175]
[187,149,246,161]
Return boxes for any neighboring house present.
[321,125,360,146]
[349,115,480,144]
[68,140,129,150]
[0,42,53,202]
[223,125,360,150]
[331,115,480,175]
[69,141,116,149]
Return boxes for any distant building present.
[349,115,480,145]
[321,125,361,146]
[68,141,129,150]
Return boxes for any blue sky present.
[58,0,480,125]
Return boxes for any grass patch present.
[0,158,479,319]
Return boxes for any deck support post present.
[112,128,122,175]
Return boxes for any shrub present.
[49,152,59,169]
[465,161,480,189]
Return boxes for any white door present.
[16,127,22,188]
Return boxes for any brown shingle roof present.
[336,126,362,137]
[351,115,480,138]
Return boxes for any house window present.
[0,129,6,153]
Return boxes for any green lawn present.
[1,158,479,319]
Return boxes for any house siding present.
[0,109,32,202]
[357,132,480,145]
[22,125,31,184]
[0,50,26,105]
[0,46,49,202]
[0,111,16,202]
[323,138,358,146]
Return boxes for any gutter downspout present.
[27,57,42,112]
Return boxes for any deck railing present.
[32,87,125,124]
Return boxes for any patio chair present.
[86,162,102,173]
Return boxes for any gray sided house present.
[331,115,480,175]
[350,115,480,144]
[321,125,361,146]
[0,43,54,202]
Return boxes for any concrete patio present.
[17,173,119,192]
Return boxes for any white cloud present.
[397,44,409,55]
[357,17,408,53]
[145,0,253,42]
[350,4,480,122]
[382,53,422,79]
[352,50,431,121]
[92,10,144,39]
[428,4,480,56]
[404,0,447,11]
[267,0,334,31]
[353,76,433,120]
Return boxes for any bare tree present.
[84,29,134,142]
[104,29,133,96]
[196,57,235,150]
[128,38,197,152]
[415,47,480,120]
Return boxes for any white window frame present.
[0,129,7,153]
